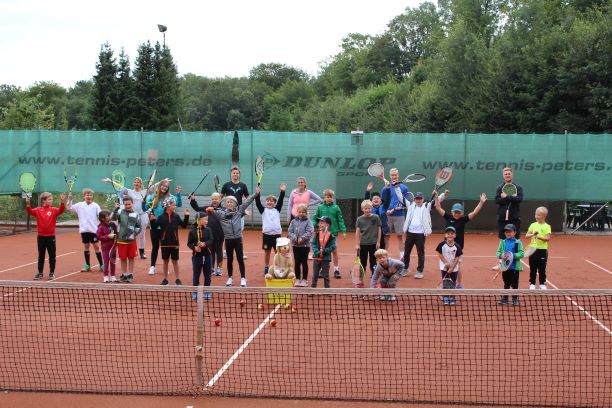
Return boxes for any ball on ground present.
[214,318,221,326]
[270,319,277,327]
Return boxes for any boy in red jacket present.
[26,192,66,280]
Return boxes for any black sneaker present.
[264,266,269,277]
[175,279,182,285]
[160,278,169,285]
[48,273,55,280]
[139,249,147,259]
[499,297,509,305]
[119,274,128,282]
[334,270,341,279]
[127,273,134,283]
[33,273,43,280]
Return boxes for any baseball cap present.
[414,192,424,199]
[451,203,464,212]
[445,226,456,233]
[504,224,516,231]
[317,216,332,225]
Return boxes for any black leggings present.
[359,244,377,273]
[529,249,548,285]
[149,228,162,266]
[293,246,310,280]
[192,255,212,287]
[37,236,56,274]
[211,238,224,268]
[225,238,245,278]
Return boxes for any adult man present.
[380,168,410,258]
[494,167,523,238]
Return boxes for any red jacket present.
[26,203,65,236]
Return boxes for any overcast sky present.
[0,0,424,89]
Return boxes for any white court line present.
[521,260,612,337]
[585,259,612,277]
[207,304,281,388]
[0,252,77,274]
[3,268,89,298]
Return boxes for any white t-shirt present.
[68,201,101,233]
[408,205,426,234]
[436,241,463,272]
[262,208,282,235]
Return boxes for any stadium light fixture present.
[157,24,167,47]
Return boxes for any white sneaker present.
[400,251,404,259]
[415,271,424,279]
[148,266,155,275]
[529,284,536,290]
[110,276,117,283]
[240,277,247,287]
[225,277,233,287]
[103,276,110,283]
[243,255,248,260]
[539,284,547,290]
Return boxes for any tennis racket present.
[350,249,366,288]
[367,162,387,182]
[441,270,456,289]
[111,169,126,202]
[493,251,514,280]
[502,183,517,221]
[190,169,211,196]
[400,173,426,184]
[213,175,221,193]
[429,166,453,200]
[525,232,537,257]
[143,168,157,198]
[255,155,265,186]
[19,172,37,199]
[64,165,78,193]
[313,226,328,261]
[108,223,118,265]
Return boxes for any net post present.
[195,285,204,386]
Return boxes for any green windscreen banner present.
[1,130,610,201]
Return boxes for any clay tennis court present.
[1,229,611,408]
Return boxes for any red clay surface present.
[1,229,611,407]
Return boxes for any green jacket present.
[312,202,346,236]
[496,238,524,271]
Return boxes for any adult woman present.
[286,177,322,223]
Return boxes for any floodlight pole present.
[157,24,167,48]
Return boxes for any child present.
[96,210,117,282]
[525,207,552,290]
[496,224,525,306]
[393,186,446,279]
[436,226,463,305]
[312,189,346,278]
[365,182,389,250]
[150,197,190,285]
[26,192,66,280]
[370,249,406,301]
[288,204,314,287]
[255,183,286,276]
[187,212,214,300]
[310,216,337,288]
[434,191,487,287]
[144,179,182,276]
[111,197,141,283]
[67,188,103,272]
[207,186,260,287]
[355,199,382,277]
[189,191,224,276]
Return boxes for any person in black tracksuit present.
[189,192,225,276]
[187,212,214,300]
[495,167,524,239]
[150,198,189,285]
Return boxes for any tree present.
[249,63,309,90]
[115,49,136,129]
[153,43,181,130]
[132,41,157,130]
[91,42,118,129]
[0,94,55,129]
[66,80,94,129]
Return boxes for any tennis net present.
[0,281,610,407]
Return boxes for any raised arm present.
[468,193,487,220]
